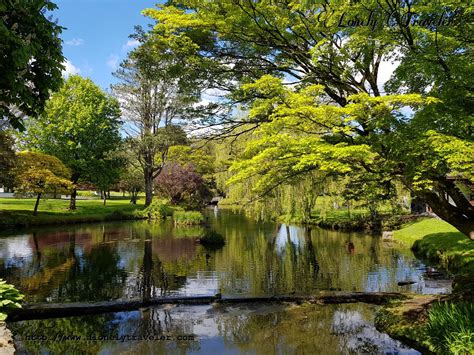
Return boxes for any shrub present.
[173,211,204,225]
[0,279,23,321]
[426,301,474,354]
[144,200,174,220]
[154,163,211,209]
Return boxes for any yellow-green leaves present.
[227,74,442,196]
[424,130,474,184]
[0,279,23,321]
[13,151,72,196]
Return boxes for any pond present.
[1,208,450,353]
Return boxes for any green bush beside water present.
[173,211,204,225]
[143,200,175,219]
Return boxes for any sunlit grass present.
[0,197,145,227]
[393,218,474,275]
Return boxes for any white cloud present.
[62,59,81,77]
[122,39,140,51]
[106,54,120,70]
[65,38,84,46]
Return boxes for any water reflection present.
[0,209,451,303]
[10,303,419,354]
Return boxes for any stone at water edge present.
[0,322,14,354]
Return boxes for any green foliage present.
[168,144,215,180]
[19,75,122,187]
[0,279,23,321]
[0,0,64,130]
[143,200,174,219]
[0,131,16,187]
[173,210,204,225]
[112,25,206,206]
[12,151,72,213]
[426,302,474,354]
[146,0,474,237]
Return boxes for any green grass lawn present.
[394,218,474,276]
[0,197,145,227]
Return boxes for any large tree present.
[112,28,205,206]
[20,75,122,210]
[0,0,64,130]
[144,0,474,239]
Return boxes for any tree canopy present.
[13,151,71,214]
[144,0,474,238]
[20,75,122,209]
[0,0,64,130]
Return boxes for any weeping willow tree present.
[207,130,409,222]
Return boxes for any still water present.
[0,208,450,353]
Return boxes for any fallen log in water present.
[8,292,409,322]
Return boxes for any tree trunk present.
[33,193,41,215]
[130,190,137,204]
[420,183,474,240]
[144,167,154,207]
[69,188,77,210]
[103,191,107,206]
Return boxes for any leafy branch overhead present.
[144,0,473,238]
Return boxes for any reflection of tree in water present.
[138,238,176,300]
[10,304,412,354]
[215,221,321,295]
[330,307,412,354]
[215,303,411,354]
[10,314,111,354]
[57,235,128,301]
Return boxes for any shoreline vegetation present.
[0,198,208,229]
[375,218,474,354]
[0,198,146,229]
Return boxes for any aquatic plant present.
[0,279,23,321]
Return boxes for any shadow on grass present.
[413,232,474,277]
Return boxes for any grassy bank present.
[0,198,145,228]
[376,218,474,354]
[393,218,474,280]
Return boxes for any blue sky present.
[54,0,161,90]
